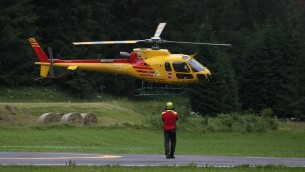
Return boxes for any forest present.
[0,0,305,120]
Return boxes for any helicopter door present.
[165,62,172,71]
[164,61,174,81]
[172,62,194,81]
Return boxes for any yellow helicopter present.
[29,23,230,94]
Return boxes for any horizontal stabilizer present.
[67,66,78,70]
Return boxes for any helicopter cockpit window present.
[188,58,205,72]
[165,62,172,71]
[172,62,190,73]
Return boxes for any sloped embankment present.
[0,103,146,128]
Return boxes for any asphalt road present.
[0,152,304,167]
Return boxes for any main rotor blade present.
[164,40,231,46]
[153,23,167,38]
[73,40,143,45]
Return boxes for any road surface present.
[0,152,304,167]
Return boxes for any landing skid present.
[135,80,188,96]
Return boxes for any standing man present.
[162,102,179,159]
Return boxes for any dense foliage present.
[1,0,305,119]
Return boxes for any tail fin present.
[29,38,49,62]
[29,38,50,77]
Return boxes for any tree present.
[239,23,285,112]
[189,22,240,116]
[238,1,305,119]
[0,0,37,86]
[274,12,305,119]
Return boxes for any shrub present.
[260,108,274,118]
[206,112,278,133]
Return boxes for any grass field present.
[0,102,304,157]
[0,127,304,157]
[0,87,305,171]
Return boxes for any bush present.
[148,109,278,133]
[260,108,274,118]
[206,112,278,133]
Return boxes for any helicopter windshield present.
[188,58,205,72]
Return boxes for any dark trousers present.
[164,129,176,155]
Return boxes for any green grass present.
[0,126,304,157]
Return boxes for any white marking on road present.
[0,145,151,150]
[0,155,122,160]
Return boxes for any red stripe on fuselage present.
[132,66,153,70]
[136,70,155,74]
[143,77,165,80]
[52,59,130,63]
[140,74,152,76]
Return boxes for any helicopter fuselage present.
[34,47,211,84]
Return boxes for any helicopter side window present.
[176,73,194,79]
[165,62,172,71]
[172,62,190,73]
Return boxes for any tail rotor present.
[47,47,55,78]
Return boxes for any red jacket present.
[162,110,179,130]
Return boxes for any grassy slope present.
[0,102,146,127]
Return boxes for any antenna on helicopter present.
[72,23,231,49]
